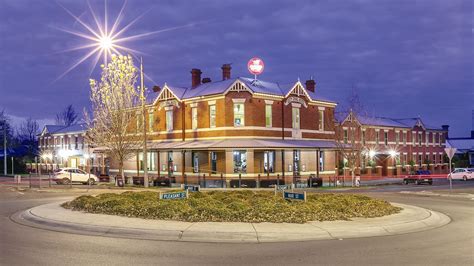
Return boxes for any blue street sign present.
[283,191,306,202]
[160,191,188,200]
[184,184,200,192]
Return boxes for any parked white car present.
[448,168,473,181]
[53,168,99,185]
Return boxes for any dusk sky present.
[0,0,472,136]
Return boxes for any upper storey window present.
[192,107,198,130]
[265,104,272,127]
[292,107,300,129]
[209,105,216,128]
[165,108,173,132]
[233,103,245,127]
[318,110,324,131]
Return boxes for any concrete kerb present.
[12,202,450,243]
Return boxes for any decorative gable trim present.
[153,84,182,105]
[224,80,253,95]
[285,81,312,100]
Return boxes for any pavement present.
[12,200,450,243]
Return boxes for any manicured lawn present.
[62,190,401,223]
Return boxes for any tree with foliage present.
[85,54,142,185]
[56,104,79,126]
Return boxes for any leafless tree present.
[56,104,78,126]
[85,54,142,184]
[18,117,39,143]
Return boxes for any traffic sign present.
[444,147,457,160]
[159,190,188,200]
[283,191,306,202]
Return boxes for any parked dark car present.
[403,170,433,185]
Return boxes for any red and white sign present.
[247,57,264,75]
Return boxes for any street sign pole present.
[444,147,457,192]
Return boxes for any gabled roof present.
[337,112,445,130]
[446,138,474,152]
[154,77,336,104]
[40,124,87,136]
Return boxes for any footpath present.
[12,201,450,243]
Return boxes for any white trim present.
[232,98,246,103]
[291,103,301,108]
[189,102,198,108]
[264,100,274,105]
[318,106,325,111]
[146,126,336,135]
[207,100,216,105]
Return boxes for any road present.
[0,183,472,266]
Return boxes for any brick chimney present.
[152,85,161,92]
[191,68,202,88]
[221,64,231,80]
[441,125,449,139]
[305,78,316,92]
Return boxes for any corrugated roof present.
[42,124,87,135]
[447,138,474,152]
[337,113,444,130]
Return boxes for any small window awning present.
[147,138,337,150]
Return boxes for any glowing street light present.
[368,150,377,159]
[388,149,399,158]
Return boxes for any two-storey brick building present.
[337,112,449,177]
[103,64,339,187]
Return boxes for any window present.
[166,110,173,131]
[438,133,442,144]
[75,137,78,149]
[403,131,407,145]
[233,150,247,173]
[384,132,388,145]
[136,113,142,133]
[209,105,216,128]
[265,105,272,127]
[343,129,348,144]
[376,131,380,145]
[192,107,198,130]
[233,103,245,126]
[418,132,422,146]
[362,130,366,145]
[403,154,408,165]
[148,111,154,132]
[426,132,429,145]
[138,152,156,171]
[418,154,423,166]
[264,151,275,173]
[433,133,437,145]
[292,107,300,129]
[395,131,400,145]
[412,132,416,146]
[318,110,324,131]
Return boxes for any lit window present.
[318,110,324,131]
[292,107,300,129]
[264,151,275,173]
[265,105,272,127]
[148,111,154,132]
[209,105,216,128]
[233,150,247,173]
[166,110,173,131]
[426,132,429,145]
[138,152,156,171]
[319,151,325,171]
[234,103,245,126]
[412,132,416,146]
[192,107,198,130]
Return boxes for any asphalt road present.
[0,184,472,266]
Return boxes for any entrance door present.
[193,152,199,173]
[293,150,301,177]
[167,151,174,178]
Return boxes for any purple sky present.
[0,0,472,136]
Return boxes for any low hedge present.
[62,191,401,223]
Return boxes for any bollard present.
[277,174,280,186]
[203,174,206,188]
[238,173,242,188]
[257,174,260,188]
[221,173,224,188]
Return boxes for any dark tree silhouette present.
[55,105,78,126]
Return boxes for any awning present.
[148,138,337,150]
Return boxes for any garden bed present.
[62,191,401,223]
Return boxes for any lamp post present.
[140,57,149,188]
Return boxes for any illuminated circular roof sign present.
[247,57,265,76]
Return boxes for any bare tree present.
[56,104,78,126]
[18,117,39,158]
[85,54,142,184]
[334,89,375,186]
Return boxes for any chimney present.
[305,78,316,92]
[441,125,449,139]
[191,68,202,88]
[202,77,212,84]
[221,64,231,80]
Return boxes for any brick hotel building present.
[38,64,449,186]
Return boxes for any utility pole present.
[140,57,149,187]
